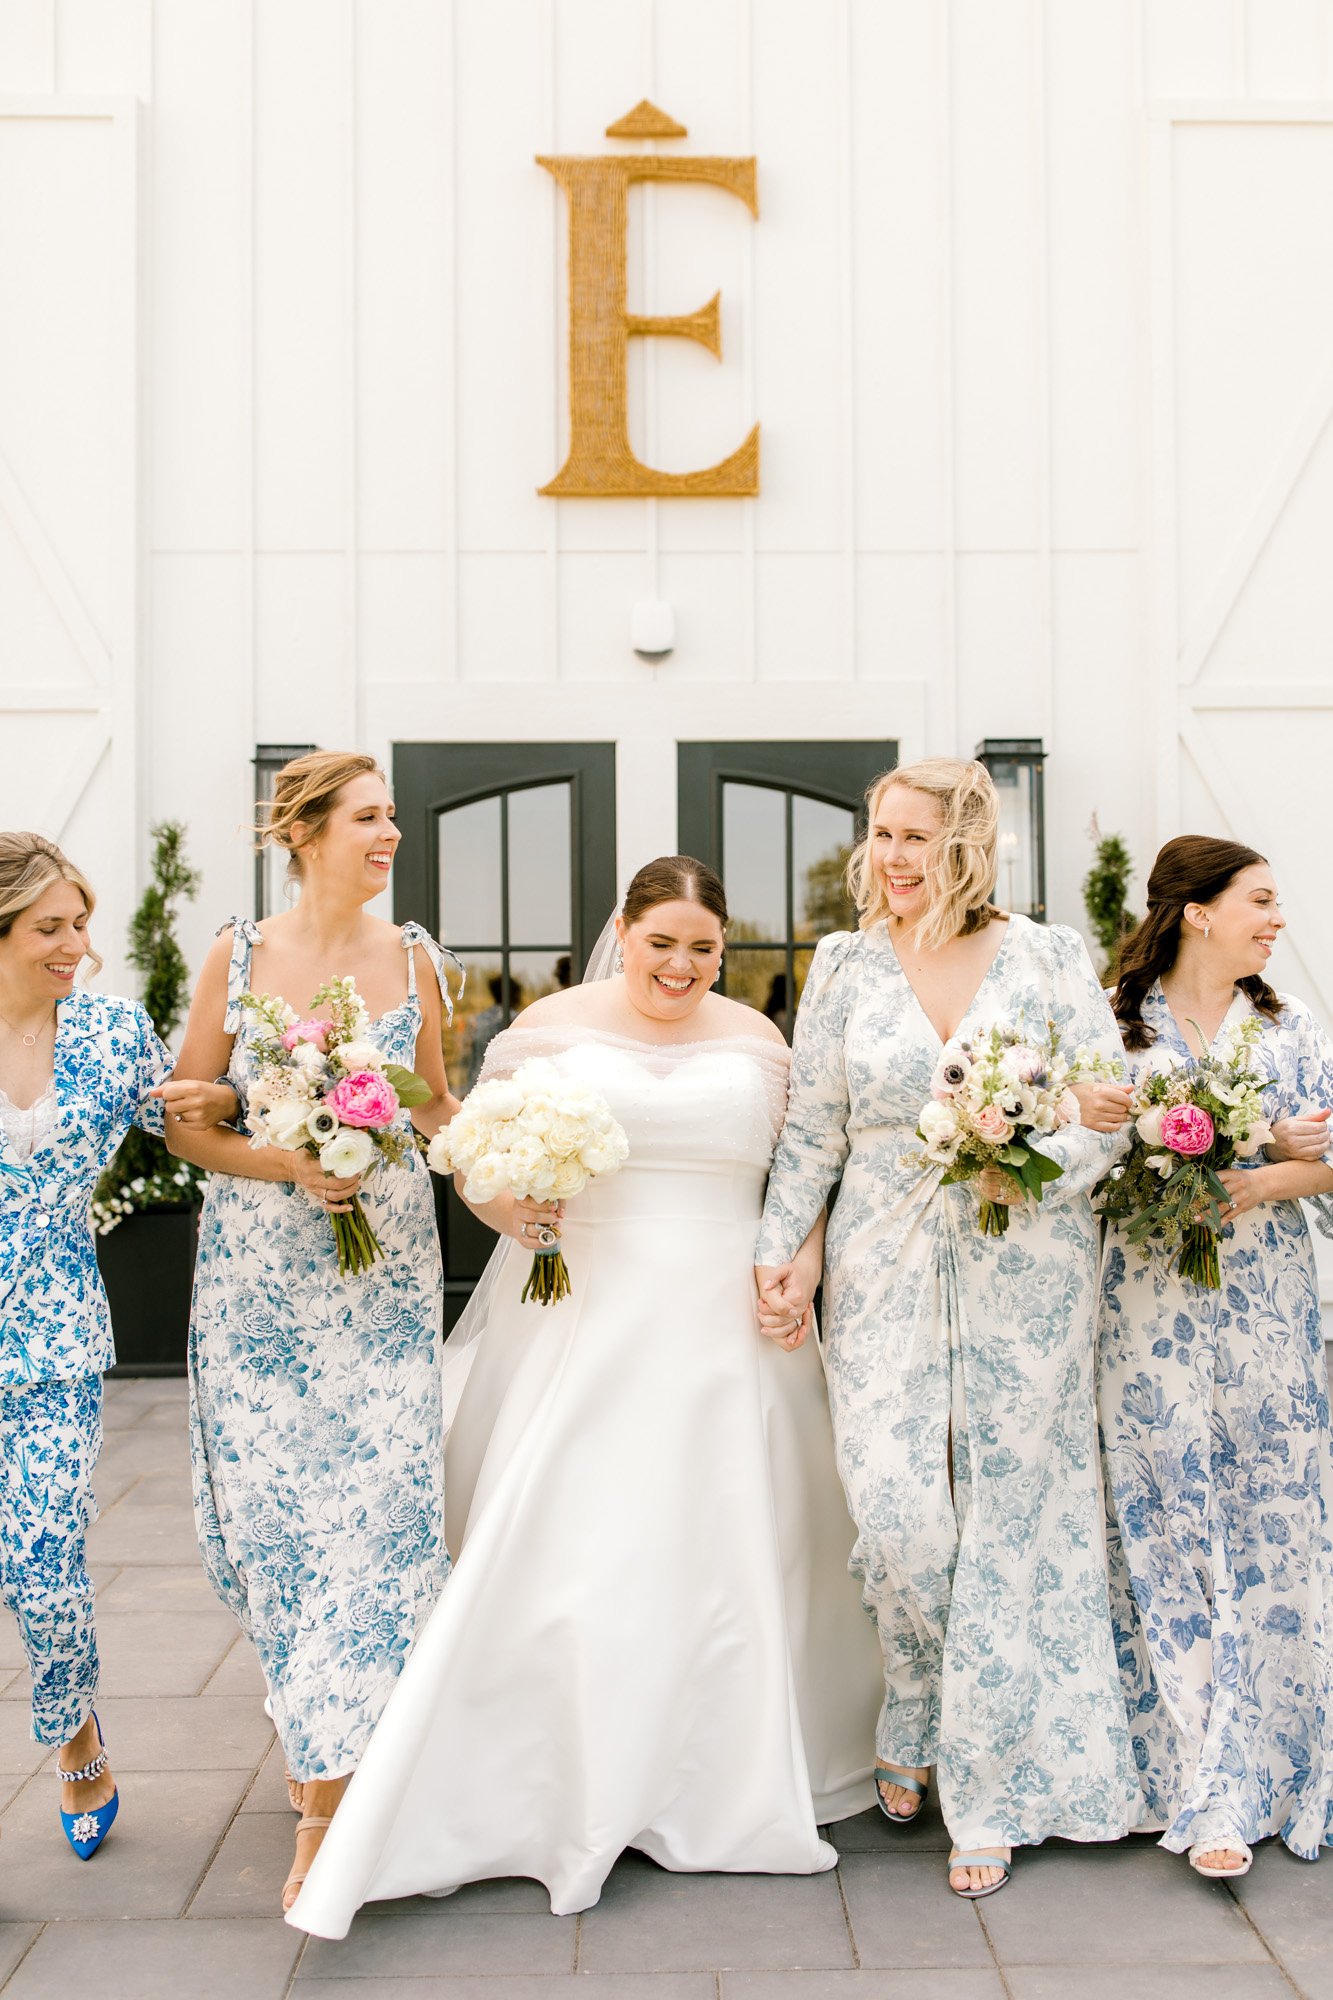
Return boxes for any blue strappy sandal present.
[874,1764,929,1824]
[57,1711,118,1859]
[947,1848,1011,1899]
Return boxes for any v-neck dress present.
[755,914,1140,1850]
[1099,983,1333,1858]
[188,920,450,1782]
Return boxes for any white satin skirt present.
[290,1163,881,1932]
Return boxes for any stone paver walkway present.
[1,1377,1331,1997]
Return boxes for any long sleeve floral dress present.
[1099,983,1333,1859]
[189,919,451,1783]
[755,913,1140,1852]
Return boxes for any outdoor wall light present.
[975,738,1046,922]
[631,598,675,659]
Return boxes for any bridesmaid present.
[755,757,1138,1898]
[166,750,459,1910]
[1076,836,1333,1878]
[0,832,234,1856]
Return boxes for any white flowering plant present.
[239,976,431,1276]
[428,1057,629,1304]
[1094,1013,1271,1290]
[910,1022,1122,1236]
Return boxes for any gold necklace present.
[0,1003,55,1049]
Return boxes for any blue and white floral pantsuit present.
[189,921,450,1782]
[1100,985,1333,1858]
[756,916,1140,1849]
[0,993,173,1743]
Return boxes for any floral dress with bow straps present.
[189,919,452,1781]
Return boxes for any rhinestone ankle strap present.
[56,1747,108,1784]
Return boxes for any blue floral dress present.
[1099,983,1333,1859]
[189,920,450,1782]
[755,915,1140,1851]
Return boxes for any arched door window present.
[678,741,896,1040]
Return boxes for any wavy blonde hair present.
[256,749,384,882]
[0,831,103,973]
[848,758,1003,951]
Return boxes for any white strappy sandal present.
[1189,1839,1252,1879]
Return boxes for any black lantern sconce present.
[975,739,1046,922]
[252,744,316,918]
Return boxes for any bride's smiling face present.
[617,899,725,1023]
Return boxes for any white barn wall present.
[0,0,1326,1031]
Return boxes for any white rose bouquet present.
[911,1022,1121,1236]
[428,1057,629,1304]
[239,977,431,1276]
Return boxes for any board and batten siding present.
[0,0,1329,1051]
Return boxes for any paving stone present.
[837,1854,991,1968]
[577,1852,853,1974]
[3,1916,300,1999]
[87,1694,274,1771]
[0,1924,40,1988]
[978,1846,1267,1965]
[0,1767,250,1919]
[825,1802,952,1856]
[297,1903,576,1979]
[202,1635,269,1698]
[296,1981,715,2000]
[94,1561,223,1616]
[190,1809,297,1915]
[723,1976,1007,2000]
[1004,1967,1292,1999]
[93,1607,237,1696]
[89,1479,206,1564]
[0,1704,52,1777]
[1231,1840,1333,1982]
[240,1737,300,1815]
[0,1606,27,1672]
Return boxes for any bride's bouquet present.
[240,978,431,1276]
[912,1023,1118,1236]
[428,1058,629,1304]
[1095,1013,1271,1289]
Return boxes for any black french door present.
[677,740,896,1039]
[394,743,617,1329]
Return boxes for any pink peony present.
[326,1070,400,1129]
[973,1103,1015,1144]
[282,1017,331,1052]
[1159,1103,1214,1157]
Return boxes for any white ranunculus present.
[292,1042,326,1076]
[548,1158,587,1197]
[319,1127,375,1177]
[462,1155,509,1203]
[336,1038,386,1073]
[267,1097,315,1150]
[919,1100,960,1142]
[482,1081,524,1122]
[1136,1105,1165,1147]
[507,1135,549,1182]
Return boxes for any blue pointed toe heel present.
[57,1711,118,1859]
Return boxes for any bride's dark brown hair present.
[622,856,728,930]
[1113,834,1281,1050]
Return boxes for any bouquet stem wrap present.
[520,1228,572,1306]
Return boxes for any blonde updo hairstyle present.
[0,831,102,974]
[256,749,384,884]
[848,757,1003,951]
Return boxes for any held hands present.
[151,1078,240,1128]
[1068,1080,1134,1134]
[1268,1108,1332,1162]
[754,1258,816,1352]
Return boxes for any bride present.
[289,854,882,1933]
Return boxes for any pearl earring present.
[613,947,624,974]
[1203,922,1211,940]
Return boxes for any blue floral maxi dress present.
[1099,984,1333,1858]
[755,915,1140,1851]
[189,920,450,1782]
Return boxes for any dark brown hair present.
[622,855,728,932]
[1114,835,1281,1049]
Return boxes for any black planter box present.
[97,1205,199,1377]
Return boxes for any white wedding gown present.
[290,1026,881,1935]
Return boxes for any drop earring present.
[613,947,625,974]
[1203,922,1211,940]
